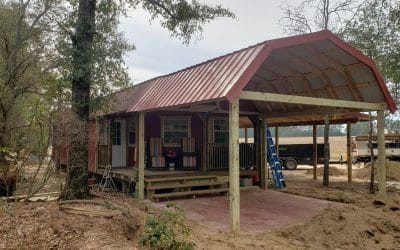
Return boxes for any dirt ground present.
[1,161,400,250]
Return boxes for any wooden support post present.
[201,114,209,172]
[244,127,248,143]
[229,98,240,232]
[260,119,267,189]
[275,126,279,156]
[323,116,330,186]
[312,124,317,179]
[136,112,145,199]
[377,110,386,198]
[347,122,352,183]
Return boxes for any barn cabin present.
[79,30,395,231]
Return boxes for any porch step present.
[147,181,226,190]
[152,187,229,200]
[145,175,219,183]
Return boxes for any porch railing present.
[207,143,256,170]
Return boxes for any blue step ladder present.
[266,127,286,189]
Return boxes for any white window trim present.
[161,116,191,147]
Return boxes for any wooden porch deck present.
[95,167,258,182]
[95,167,259,200]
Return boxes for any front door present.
[111,120,126,167]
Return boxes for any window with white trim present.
[111,121,121,145]
[162,118,190,146]
[213,118,229,144]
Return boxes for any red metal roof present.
[109,30,396,114]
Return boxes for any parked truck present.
[354,134,400,163]
[277,143,325,170]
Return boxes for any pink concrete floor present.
[153,189,334,233]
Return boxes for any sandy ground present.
[1,161,400,249]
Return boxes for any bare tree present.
[279,0,362,35]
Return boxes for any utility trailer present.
[277,144,325,170]
[354,134,400,163]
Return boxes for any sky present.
[119,0,289,84]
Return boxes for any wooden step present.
[147,181,227,190]
[152,188,229,199]
[146,175,218,183]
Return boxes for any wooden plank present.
[137,112,145,199]
[323,116,330,186]
[347,122,352,183]
[152,188,229,199]
[239,91,387,111]
[229,98,240,232]
[259,119,266,189]
[355,133,400,141]
[275,126,279,157]
[147,181,227,190]
[377,110,386,198]
[312,124,317,180]
[146,175,218,183]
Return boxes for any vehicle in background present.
[354,134,400,163]
[277,144,325,170]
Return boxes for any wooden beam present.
[275,126,279,157]
[347,122,352,183]
[201,113,209,172]
[303,44,363,102]
[229,98,240,232]
[263,107,357,119]
[313,124,317,180]
[259,119,266,189]
[136,112,145,199]
[377,110,386,198]
[239,91,387,111]
[323,116,330,186]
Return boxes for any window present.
[98,119,108,145]
[162,118,190,146]
[111,121,121,145]
[128,120,136,145]
[213,118,229,144]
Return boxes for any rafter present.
[239,91,387,111]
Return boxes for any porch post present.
[259,119,266,189]
[347,122,352,182]
[275,126,279,156]
[137,112,145,199]
[229,98,240,232]
[377,110,386,198]
[312,124,317,179]
[323,116,330,186]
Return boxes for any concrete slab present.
[153,189,335,233]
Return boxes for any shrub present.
[139,202,193,250]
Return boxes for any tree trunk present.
[323,116,330,186]
[61,0,96,200]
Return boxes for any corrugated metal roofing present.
[128,43,265,112]
[105,30,396,114]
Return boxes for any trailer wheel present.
[285,158,297,170]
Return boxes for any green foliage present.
[0,1,57,149]
[140,202,193,250]
[134,0,235,44]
